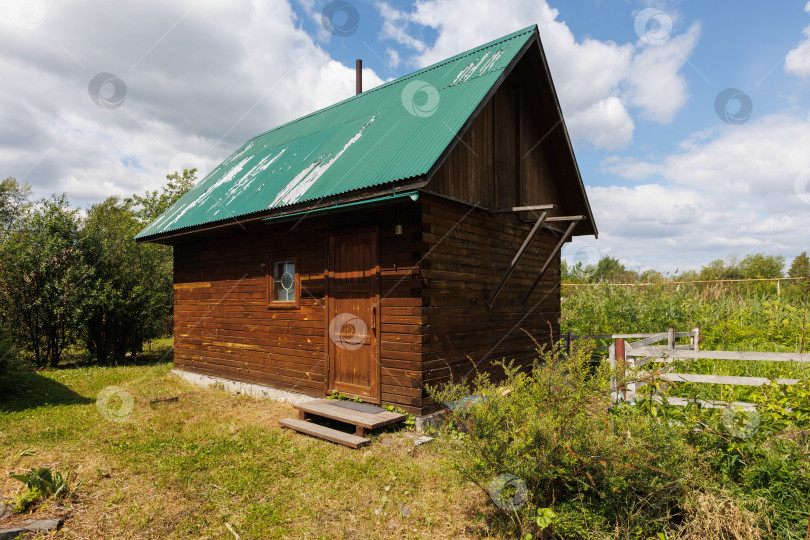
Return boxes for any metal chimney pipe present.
[356,59,362,94]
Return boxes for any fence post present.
[626,343,637,401]
[609,341,617,403]
[667,326,675,350]
[564,331,573,357]
[692,326,700,350]
[616,339,626,401]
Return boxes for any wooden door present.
[327,230,380,402]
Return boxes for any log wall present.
[172,204,426,415]
[419,194,562,413]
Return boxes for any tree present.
[789,252,810,278]
[126,168,197,223]
[638,269,666,283]
[700,258,744,280]
[739,253,784,279]
[590,256,630,283]
[0,177,31,240]
[0,195,88,367]
[80,197,170,362]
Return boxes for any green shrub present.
[562,281,809,353]
[7,467,82,513]
[639,379,810,538]
[428,345,698,538]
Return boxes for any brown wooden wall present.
[169,45,585,417]
[419,194,562,413]
[172,204,426,415]
[427,68,564,216]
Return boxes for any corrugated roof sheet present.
[136,25,536,240]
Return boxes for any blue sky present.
[1,0,809,272]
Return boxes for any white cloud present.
[785,1,810,78]
[623,22,701,123]
[593,112,810,269]
[0,0,384,205]
[565,97,635,151]
[375,0,699,150]
[385,47,401,69]
[375,2,427,53]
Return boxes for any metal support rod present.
[519,219,581,304]
[486,211,549,305]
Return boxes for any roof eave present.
[530,29,598,238]
[135,176,429,245]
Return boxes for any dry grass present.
[0,355,500,539]
[670,490,771,540]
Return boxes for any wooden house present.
[136,25,597,417]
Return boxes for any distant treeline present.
[563,252,810,285]
[561,253,810,353]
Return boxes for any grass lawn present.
[0,342,496,539]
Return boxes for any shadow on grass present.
[0,371,95,413]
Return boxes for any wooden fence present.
[597,329,810,410]
[564,326,700,353]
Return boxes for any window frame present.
[267,252,300,309]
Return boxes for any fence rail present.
[604,329,809,410]
[565,327,699,352]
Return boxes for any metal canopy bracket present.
[519,216,584,304]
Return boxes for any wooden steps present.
[279,399,407,448]
[278,418,370,448]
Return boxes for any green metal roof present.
[136,26,537,241]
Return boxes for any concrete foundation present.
[172,369,312,405]
[172,368,448,432]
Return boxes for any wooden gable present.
[424,36,596,237]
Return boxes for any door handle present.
[371,304,376,332]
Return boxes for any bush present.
[639,378,810,538]
[80,197,173,362]
[428,344,698,538]
[0,195,88,367]
[562,282,809,352]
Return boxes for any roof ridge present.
[244,25,537,144]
